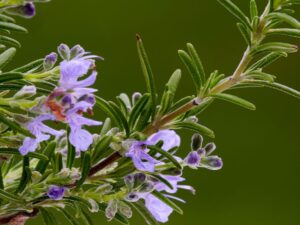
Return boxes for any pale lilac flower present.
[19,114,64,155]
[125,130,181,172]
[47,185,65,200]
[66,101,102,152]
[144,194,173,223]
[125,142,158,172]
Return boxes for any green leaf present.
[268,28,300,38]
[0,21,27,33]
[16,157,31,193]
[178,50,201,93]
[250,0,258,20]
[187,43,206,83]
[129,93,150,129]
[152,190,183,215]
[96,96,129,134]
[242,80,300,99]
[35,142,56,174]
[57,208,81,225]
[267,12,300,29]
[217,0,252,29]
[148,173,173,190]
[247,52,287,71]
[253,42,298,54]
[0,72,23,83]
[100,118,111,136]
[0,47,16,69]
[148,145,182,169]
[0,35,21,48]
[76,152,91,188]
[80,208,94,225]
[159,69,182,115]
[92,135,113,164]
[210,93,256,110]
[108,101,130,135]
[173,121,215,138]
[13,59,44,73]
[0,188,23,203]
[66,126,76,169]
[40,208,59,225]
[0,148,48,160]
[136,34,156,117]
[237,23,251,46]
[0,14,15,23]
[245,71,276,82]
[0,113,34,137]
[129,201,160,225]
[53,153,63,173]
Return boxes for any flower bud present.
[58,44,70,60]
[204,143,216,155]
[124,192,140,202]
[13,85,36,99]
[70,45,85,59]
[134,173,146,188]
[124,174,135,190]
[6,3,36,18]
[184,151,201,168]
[118,201,133,219]
[44,52,57,70]
[202,156,223,170]
[191,133,203,150]
[105,200,118,221]
[139,181,155,193]
[132,92,142,105]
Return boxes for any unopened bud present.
[70,45,85,59]
[44,52,57,70]
[184,151,201,168]
[6,2,36,18]
[132,92,142,105]
[202,156,223,170]
[13,85,36,99]
[105,200,118,221]
[204,143,216,155]
[118,201,133,219]
[58,44,70,60]
[191,133,203,150]
[134,173,146,188]
[124,192,140,202]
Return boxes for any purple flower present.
[147,130,180,151]
[144,194,173,223]
[66,101,102,152]
[125,130,181,172]
[47,185,65,200]
[125,142,158,172]
[19,114,64,155]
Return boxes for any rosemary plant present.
[0,0,299,224]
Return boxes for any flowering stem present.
[88,151,122,177]
[144,98,200,135]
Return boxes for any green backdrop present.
[13,0,300,224]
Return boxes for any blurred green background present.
[12,0,300,224]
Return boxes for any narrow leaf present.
[250,0,258,20]
[0,21,27,32]
[40,208,59,225]
[217,0,252,29]
[35,142,56,174]
[136,34,156,117]
[0,35,21,48]
[0,148,48,160]
[187,43,206,83]
[178,50,201,93]
[0,113,34,137]
[243,80,300,99]
[66,126,76,169]
[211,93,256,110]
[129,201,159,225]
[76,152,91,188]
[129,93,150,129]
[173,121,215,138]
[0,188,23,203]
[0,47,16,69]
[247,52,287,71]
[148,145,182,169]
[0,72,23,83]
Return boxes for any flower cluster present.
[122,131,222,222]
[19,44,102,155]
